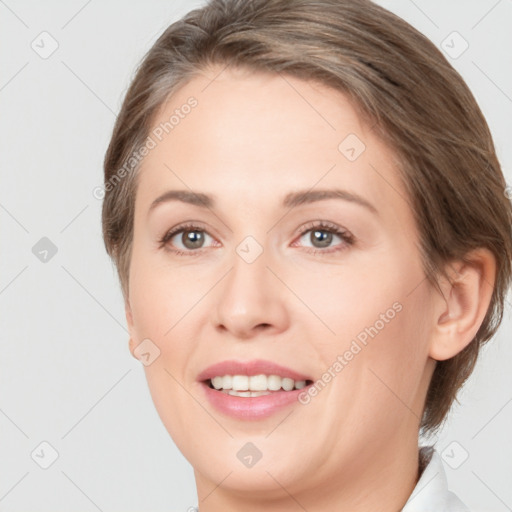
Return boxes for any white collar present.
[402,446,469,511]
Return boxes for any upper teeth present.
[210,374,307,391]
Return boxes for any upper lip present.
[197,359,313,382]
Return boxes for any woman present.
[101,0,512,510]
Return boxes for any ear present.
[429,248,496,361]
[125,299,137,359]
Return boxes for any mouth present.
[197,359,315,419]
[203,374,314,397]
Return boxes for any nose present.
[212,244,290,339]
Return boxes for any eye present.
[158,220,355,256]
[158,222,216,256]
[293,220,354,255]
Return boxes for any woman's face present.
[126,67,437,500]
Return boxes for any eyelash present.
[157,220,355,257]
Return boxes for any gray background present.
[0,1,511,511]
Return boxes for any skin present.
[124,66,496,511]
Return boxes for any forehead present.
[135,66,412,226]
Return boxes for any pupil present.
[183,230,204,248]
[312,230,332,248]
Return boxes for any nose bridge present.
[213,233,289,337]
[223,235,272,307]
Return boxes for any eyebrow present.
[148,188,378,215]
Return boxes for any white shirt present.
[402,446,469,511]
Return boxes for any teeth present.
[267,375,282,391]
[226,390,271,397]
[211,376,223,389]
[209,374,308,392]
[232,375,249,391]
[282,377,294,391]
[249,374,267,391]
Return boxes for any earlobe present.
[125,301,138,359]
[429,248,496,361]
[128,337,136,358]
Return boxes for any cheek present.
[340,278,433,421]
[285,257,409,344]
[128,254,201,339]
[128,256,204,394]
[309,250,431,393]
[128,258,200,441]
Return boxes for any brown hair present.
[102,0,512,434]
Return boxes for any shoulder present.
[401,446,469,512]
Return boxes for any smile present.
[208,374,310,396]
[197,360,315,419]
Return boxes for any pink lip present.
[200,383,311,420]
[197,359,314,420]
[197,359,312,382]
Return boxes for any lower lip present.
[200,382,309,420]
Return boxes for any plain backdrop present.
[0,1,511,511]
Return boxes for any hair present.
[102,0,512,434]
